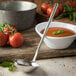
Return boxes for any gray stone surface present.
[0,56,76,76]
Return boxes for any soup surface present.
[41,27,75,37]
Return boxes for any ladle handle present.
[32,3,59,62]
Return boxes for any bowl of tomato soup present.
[35,22,76,49]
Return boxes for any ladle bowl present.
[14,59,38,73]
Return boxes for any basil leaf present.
[63,4,73,12]
[52,32,58,35]
[0,62,14,67]
[9,65,16,72]
[0,62,16,72]
[57,30,64,34]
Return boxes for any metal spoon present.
[14,3,59,73]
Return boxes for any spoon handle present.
[32,3,59,62]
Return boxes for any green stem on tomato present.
[8,28,16,35]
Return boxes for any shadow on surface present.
[27,67,48,76]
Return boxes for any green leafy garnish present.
[57,30,64,34]
[52,32,58,35]
[52,30,64,35]
[0,62,16,72]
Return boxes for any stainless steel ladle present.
[14,3,59,73]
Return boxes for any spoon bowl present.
[14,59,38,73]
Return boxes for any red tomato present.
[41,3,50,13]
[4,26,17,37]
[72,0,76,8]
[9,33,24,48]
[47,7,59,17]
[47,7,53,16]
[65,1,72,6]
[0,32,8,46]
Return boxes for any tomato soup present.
[41,27,75,37]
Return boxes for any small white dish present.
[35,21,76,49]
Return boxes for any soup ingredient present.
[52,30,64,35]
[41,27,75,37]
[57,30,64,34]
[9,32,24,48]
[0,31,8,46]
[4,26,17,36]
[41,2,51,13]
[47,6,60,17]
[47,7,53,16]
[47,2,60,17]
[0,61,16,71]
[41,1,64,17]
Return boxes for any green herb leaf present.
[0,62,16,72]
[57,30,64,34]
[52,30,64,35]
[52,32,58,35]
[63,4,73,12]
[0,62,14,67]
[9,65,16,72]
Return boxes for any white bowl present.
[35,21,76,49]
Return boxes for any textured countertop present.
[0,56,76,76]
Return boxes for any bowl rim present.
[35,21,76,39]
[0,1,37,12]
